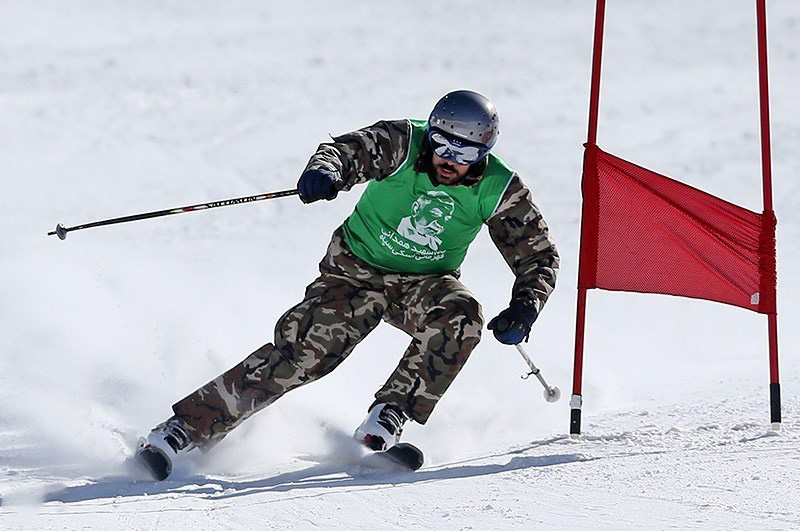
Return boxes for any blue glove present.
[298,169,339,204]
[487,300,538,345]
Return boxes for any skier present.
[137,90,559,479]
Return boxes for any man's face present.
[432,154,471,186]
[412,197,454,237]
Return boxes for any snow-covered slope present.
[1,1,798,529]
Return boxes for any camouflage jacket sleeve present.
[302,119,411,191]
[486,175,559,314]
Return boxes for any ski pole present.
[515,344,561,403]
[47,189,299,240]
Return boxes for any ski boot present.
[354,402,407,451]
[136,416,196,481]
[354,403,424,470]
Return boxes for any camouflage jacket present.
[303,119,559,314]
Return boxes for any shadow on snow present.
[34,446,589,506]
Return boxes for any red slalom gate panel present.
[579,144,777,315]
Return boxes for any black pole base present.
[770,382,781,429]
[570,408,582,438]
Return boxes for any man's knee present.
[461,295,484,330]
[429,291,483,343]
[448,291,483,325]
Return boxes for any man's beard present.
[433,161,466,185]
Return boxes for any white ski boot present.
[354,403,407,451]
[136,416,196,481]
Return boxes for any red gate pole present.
[755,0,781,430]
[571,0,607,437]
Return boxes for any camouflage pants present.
[172,227,483,449]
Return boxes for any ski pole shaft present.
[48,189,299,240]
[515,344,561,403]
[515,344,548,387]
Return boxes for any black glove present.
[487,300,538,345]
[298,168,339,204]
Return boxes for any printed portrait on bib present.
[396,190,455,251]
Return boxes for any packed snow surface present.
[1,1,798,529]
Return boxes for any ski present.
[370,443,424,471]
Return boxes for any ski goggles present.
[428,130,489,165]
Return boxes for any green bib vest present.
[343,120,515,274]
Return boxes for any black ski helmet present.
[427,90,500,150]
